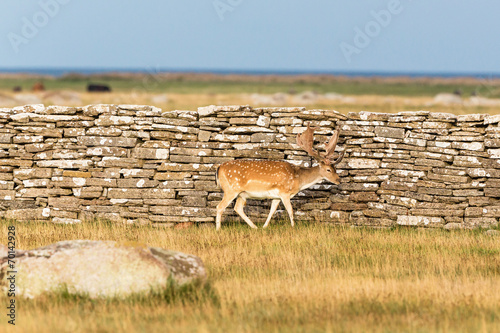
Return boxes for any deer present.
[215,125,345,230]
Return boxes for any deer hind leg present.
[234,197,258,229]
[263,199,280,228]
[216,192,238,230]
[280,195,295,227]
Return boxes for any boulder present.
[42,91,82,105]
[433,93,462,105]
[485,230,499,236]
[443,223,463,230]
[292,91,319,104]
[250,93,288,106]
[0,240,206,299]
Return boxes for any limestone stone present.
[20,188,72,197]
[83,104,118,116]
[182,196,207,207]
[36,160,93,169]
[397,216,444,226]
[410,209,463,217]
[437,135,483,142]
[13,135,43,144]
[52,217,82,224]
[423,121,452,129]
[96,158,141,168]
[132,148,170,160]
[4,208,51,220]
[150,131,198,141]
[485,229,500,236]
[119,169,155,178]
[64,128,85,137]
[108,188,175,199]
[414,158,448,167]
[457,114,486,122]
[87,127,123,136]
[0,240,206,298]
[467,168,500,178]
[381,180,417,191]
[484,114,500,125]
[427,173,469,183]
[484,138,500,149]
[78,136,137,147]
[22,179,50,188]
[374,126,405,139]
[484,188,500,197]
[453,156,483,167]
[349,192,379,202]
[428,112,457,121]
[346,159,380,169]
[25,142,54,153]
[451,142,484,151]
[443,223,463,230]
[73,187,103,199]
[14,168,52,180]
[348,111,391,121]
[464,217,498,228]
[117,179,158,188]
[87,147,128,157]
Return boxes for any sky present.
[0,0,500,74]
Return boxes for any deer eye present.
[327,168,332,173]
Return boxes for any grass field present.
[2,73,500,115]
[1,73,499,96]
[1,220,499,333]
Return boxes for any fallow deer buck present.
[215,125,344,230]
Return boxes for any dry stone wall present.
[0,103,499,229]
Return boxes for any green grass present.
[1,76,499,97]
[1,220,499,332]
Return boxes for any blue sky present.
[1,0,499,74]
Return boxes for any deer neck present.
[297,165,323,191]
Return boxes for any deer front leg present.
[216,192,238,230]
[263,199,280,228]
[234,197,258,229]
[280,195,295,227]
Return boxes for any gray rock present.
[374,126,405,139]
[433,93,462,105]
[443,223,463,230]
[397,216,444,226]
[0,240,206,299]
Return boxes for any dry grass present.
[71,92,500,116]
[3,91,500,116]
[1,220,499,332]
[2,72,500,114]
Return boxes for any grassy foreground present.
[1,220,499,333]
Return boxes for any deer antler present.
[297,124,345,165]
[323,129,345,165]
[323,130,339,158]
[296,124,323,162]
